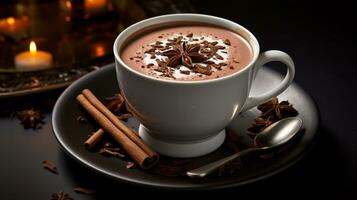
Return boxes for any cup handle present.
[241,50,295,112]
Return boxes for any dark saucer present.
[52,63,318,190]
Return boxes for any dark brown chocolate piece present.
[224,39,231,45]
[42,160,58,174]
[193,64,212,75]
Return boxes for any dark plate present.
[52,64,319,190]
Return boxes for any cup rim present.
[113,13,260,84]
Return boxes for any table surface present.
[1,0,356,199]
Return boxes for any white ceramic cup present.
[113,14,295,158]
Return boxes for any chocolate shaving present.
[74,187,96,195]
[42,160,58,174]
[180,70,190,75]
[203,60,215,64]
[214,53,224,60]
[210,41,218,46]
[224,39,231,45]
[219,62,227,66]
[215,45,226,49]
[193,64,212,75]
[186,33,193,37]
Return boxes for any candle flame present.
[7,17,15,25]
[29,41,37,54]
[65,0,72,9]
[95,45,105,56]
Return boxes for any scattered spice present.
[118,113,132,121]
[257,97,298,120]
[247,116,274,134]
[248,97,298,135]
[76,115,87,124]
[42,160,58,174]
[106,94,125,114]
[99,147,125,158]
[73,187,96,195]
[51,191,73,200]
[16,108,45,129]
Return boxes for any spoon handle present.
[186,147,258,178]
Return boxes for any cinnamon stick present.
[81,89,157,158]
[84,129,104,149]
[76,90,159,169]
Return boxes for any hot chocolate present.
[120,23,253,81]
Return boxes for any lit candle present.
[0,17,29,39]
[15,41,53,71]
[84,0,107,15]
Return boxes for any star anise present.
[162,42,207,68]
[105,94,125,114]
[257,97,298,120]
[16,108,45,129]
[51,191,73,200]
[247,116,274,134]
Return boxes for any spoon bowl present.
[186,117,303,178]
[254,117,302,149]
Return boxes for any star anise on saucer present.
[257,97,298,120]
[51,191,73,200]
[162,42,207,68]
[105,93,125,114]
[16,108,45,129]
[247,116,274,134]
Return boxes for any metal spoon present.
[186,117,302,178]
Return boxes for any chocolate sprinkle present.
[186,33,193,37]
[224,39,231,45]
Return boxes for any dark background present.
[1,0,356,199]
